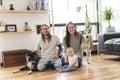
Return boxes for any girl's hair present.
[66,47,74,52]
[41,24,52,43]
[65,22,77,47]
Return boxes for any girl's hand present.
[65,59,69,63]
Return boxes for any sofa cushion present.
[104,38,120,51]
[104,39,115,51]
[113,39,120,51]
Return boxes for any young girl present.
[56,47,78,72]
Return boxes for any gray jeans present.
[60,65,78,72]
[37,58,62,71]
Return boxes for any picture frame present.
[5,24,17,32]
[36,25,41,34]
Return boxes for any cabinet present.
[2,49,28,67]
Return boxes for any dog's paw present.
[88,60,94,64]
[28,72,32,75]
[27,71,32,75]
[12,70,20,74]
[88,62,91,64]
[90,58,93,61]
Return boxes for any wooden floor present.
[0,54,120,80]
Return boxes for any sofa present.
[98,32,120,55]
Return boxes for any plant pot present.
[0,5,4,10]
[106,26,116,33]
[9,7,14,10]
[0,26,5,32]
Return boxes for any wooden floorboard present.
[0,54,120,80]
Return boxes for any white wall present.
[0,0,50,63]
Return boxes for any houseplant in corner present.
[102,7,115,32]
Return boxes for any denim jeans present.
[60,65,78,72]
[37,58,62,71]
[61,56,82,68]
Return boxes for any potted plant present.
[85,5,90,29]
[0,0,2,5]
[102,7,115,32]
[0,0,4,10]
[9,4,14,10]
[0,21,5,31]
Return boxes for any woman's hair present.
[65,22,77,47]
[41,24,52,43]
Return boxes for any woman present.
[62,22,82,67]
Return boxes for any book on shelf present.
[34,0,49,11]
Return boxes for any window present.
[50,0,98,42]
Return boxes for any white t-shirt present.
[34,35,60,58]
[68,55,78,67]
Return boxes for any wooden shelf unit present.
[0,10,50,14]
[0,31,34,34]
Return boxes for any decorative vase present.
[9,6,14,10]
[106,26,116,33]
[27,6,30,10]
[0,26,5,32]
[0,5,4,10]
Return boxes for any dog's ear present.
[88,27,92,33]
[79,30,84,35]
[34,55,40,62]
[79,30,82,34]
